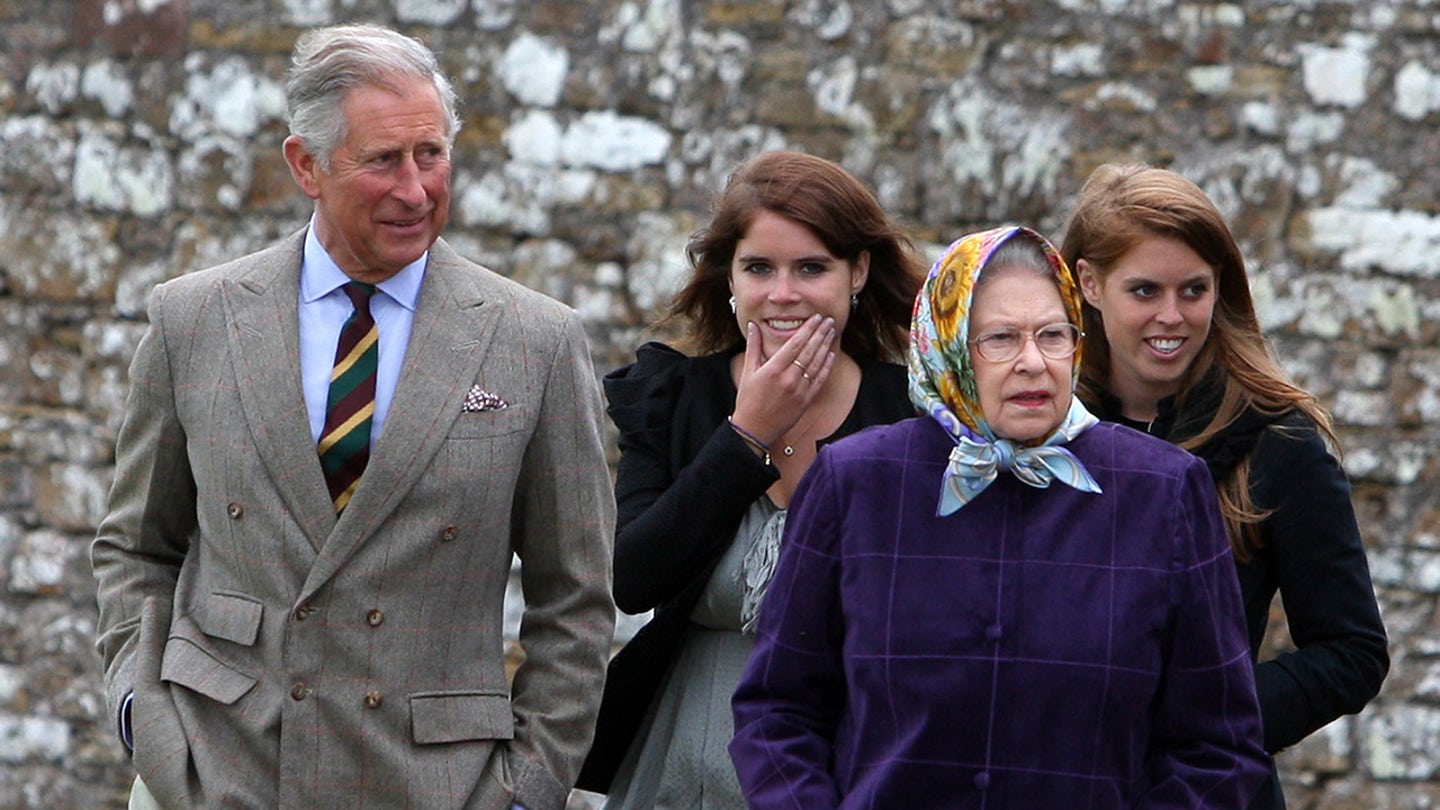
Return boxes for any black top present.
[576,342,915,792]
[1088,371,1388,809]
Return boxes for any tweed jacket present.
[92,231,616,810]
[730,417,1270,808]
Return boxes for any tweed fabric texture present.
[92,232,616,810]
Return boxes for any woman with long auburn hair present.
[578,150,925,808]
[1060,162,1389,809]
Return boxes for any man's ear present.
[282,135,323,201]
[1076,258,1103,308]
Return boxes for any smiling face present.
[729,208,868,359]
[284,75,452,284]
[968,266,1074,442]
[1077,235,1217,419]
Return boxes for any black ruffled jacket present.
[577,342,913,792]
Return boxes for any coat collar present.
[223,231,334,550]
[221,232,508,582]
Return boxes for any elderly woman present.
[729,226,1270,808]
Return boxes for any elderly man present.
[92,23,614,810]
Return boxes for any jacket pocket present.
[193,590,263,647]
[160,636,258,705]
[448,407,529,440]
[410,691,515,744]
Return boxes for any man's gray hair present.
[286,24,461,170]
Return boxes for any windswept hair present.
[1060,162,1336,559]
[286,24,461,169]
[664,150,925,362]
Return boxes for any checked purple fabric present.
[730,417,1270,809]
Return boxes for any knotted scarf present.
[907,225,1103,515]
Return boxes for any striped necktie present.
[318,282,378,513]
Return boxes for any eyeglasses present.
[971,322,1082,363]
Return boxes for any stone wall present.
[1,1,1436,807]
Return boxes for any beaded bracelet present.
[727,416,773,466]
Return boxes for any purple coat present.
[730,417,1269,809]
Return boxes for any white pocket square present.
[462,385,509,412]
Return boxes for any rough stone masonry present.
[0,1,1437,808]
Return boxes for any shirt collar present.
[298,219,427,312]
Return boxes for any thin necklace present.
[779,404,827,457]
[780,358,857,457]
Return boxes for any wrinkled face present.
[1077,236,1216,417]
[284,75,452,284]
[728,209,868,359]
[968,268,1074,442]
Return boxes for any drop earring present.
[729,296,737,313]
[850,293,859,311]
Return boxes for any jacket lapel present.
[223,234,337,551]
[300,240,504,597]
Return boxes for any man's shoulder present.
[429,238,577,323]
[158,229,305,296]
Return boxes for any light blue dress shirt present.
[297,223,425,448]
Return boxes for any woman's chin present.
[991,413,1062,443]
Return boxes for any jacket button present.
[294,603,313,621]
[985,623,1003,640]
[290,682,309,701]
[366,609,384,627]
[363,691,383,709]
[227,502,243,519]
[440,525,458,542]
[974,771,991,790]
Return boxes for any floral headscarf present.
[908,225,1102,515]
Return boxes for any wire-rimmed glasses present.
[971,322,1082,363]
